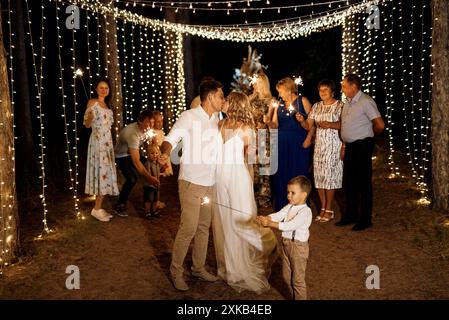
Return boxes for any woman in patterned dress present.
[84,78,119,222]
[295,79,343,222]
[249,73,274,208]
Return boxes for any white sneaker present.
[91,209,110,222]
[99,209,113,219]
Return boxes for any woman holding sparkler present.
[213,91,277,294]
[84,78,119,222]
[271,77,313,212]
[249,73,275,208]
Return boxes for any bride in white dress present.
[213,91,277,294]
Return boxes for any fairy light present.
[397,1,422,191]
[113,16,123,138]
[144,27,151,109]
[130,23,136,121]
[175,32,187,120]
[70,0,380,42]
[70,7,81,219]
[138,25,146,108]
[383,0,400,179]
[119,21,130,124]
[86,11,93,97]
[96,12,101,78]
[55,1,82,219]
[24,0,51,234]
[1,0,17,273]
[150,29,157,110]
[422,1,432,186]
[157,31,163,112]
[127,0,350,13]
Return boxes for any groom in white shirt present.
[160,79,226,291]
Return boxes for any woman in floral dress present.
[84,78,119,222]
[295,79,343,222]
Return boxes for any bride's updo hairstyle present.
[226,91,256,129]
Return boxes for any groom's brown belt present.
[282,238,308,245]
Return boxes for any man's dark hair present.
[317,79,337,93]
[199,79,223,103]
[344,74,362,89]
[137,109,154,123]
[288,175,312,196]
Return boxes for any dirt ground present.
[1,145,449,300]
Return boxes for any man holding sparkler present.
[160,79,226,291]
[113,109,158,217]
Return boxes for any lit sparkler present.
[199,196,253,217]
[293,75,304,86]
[249,74,259,86]
[144,128,157,141]
[75,68,89,99]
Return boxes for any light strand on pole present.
[25,0,51,235]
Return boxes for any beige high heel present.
[315,208,325,222]
[320,210,335,223]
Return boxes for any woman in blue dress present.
[270,77,313,211]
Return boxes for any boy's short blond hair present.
[288,176,312,196]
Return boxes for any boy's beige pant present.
[170,180,213,278]
[280,238,309,300]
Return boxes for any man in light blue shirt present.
[337,74,385,231]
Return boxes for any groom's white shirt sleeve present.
[164,111,190,150]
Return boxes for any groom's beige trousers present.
[170,180,214,278]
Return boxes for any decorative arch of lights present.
[1,0,433,272]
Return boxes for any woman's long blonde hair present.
[253,73,272,100]
[225,91,255,129]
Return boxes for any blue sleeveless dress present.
[272,97,311,211]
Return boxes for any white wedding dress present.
[213,128,277,294]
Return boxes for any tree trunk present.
[12,0,38,202]
[0,0,20,269]
[431,0,449,210]
[99,0,123,140]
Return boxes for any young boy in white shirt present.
[257,175,312,300]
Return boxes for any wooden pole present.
[0,0,20,270]
[431,0,449,210]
